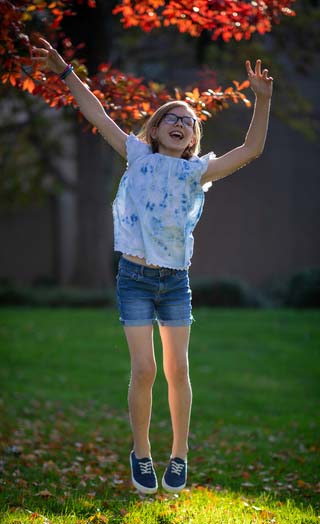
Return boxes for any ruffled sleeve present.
[126,133,151,166]
[190,151,216,192]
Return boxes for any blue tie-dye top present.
[113,133,214,269]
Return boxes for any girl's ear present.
[183,135,197,159]
[150,126,158,139]
[189,135,196,148]
[150,126,159,153]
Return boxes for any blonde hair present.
[137,101,202,160]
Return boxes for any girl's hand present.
[246,59,273,99]
[31,37,67,75]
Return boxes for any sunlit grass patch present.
[122,489,319,524]
[1,307,319,523]
[2,488,319,524]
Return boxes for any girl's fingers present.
[247,59,271,79]
[245,59,254,76]
[38,37,52,50]
[32,56,47,63]
[255,59,262,76]
[31,56,48,63]
[32,48,49,57]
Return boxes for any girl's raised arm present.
[200,59,273,186]
[31,38,128,159]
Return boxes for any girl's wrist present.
[54,59,68,75]
[255,92,272,102]
[59,63,74,81]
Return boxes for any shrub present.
[190,277,267,308]
[0,285,116,308]
[281,268,320,308]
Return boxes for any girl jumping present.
[32,38,273,494]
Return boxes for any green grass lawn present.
[0,307,319,523]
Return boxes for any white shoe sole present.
[162,476,186,493]
[131,477,158,494]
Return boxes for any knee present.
[165,361,189,386]
[131,361,157,387]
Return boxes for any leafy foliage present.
[1,0,293,129]
[113,0,296,41]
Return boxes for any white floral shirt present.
[113,134,214,269]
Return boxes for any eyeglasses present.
[162,112,196,128]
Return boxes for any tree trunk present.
[63,0,118,288]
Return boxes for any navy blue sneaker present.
[130,451,158,494]
[162,457,187,492]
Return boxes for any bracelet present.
[60,64,74,81]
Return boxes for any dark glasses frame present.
[161,112,196,129]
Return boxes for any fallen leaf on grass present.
[42,460,60,473]
[35,489,54,498]
[29,512,41,520]
[21,453,37,462]
[241,482,255,488]
[297,479,311,489]
[15,478,28,488]
[25,509,52,523]
[112,476,123,485]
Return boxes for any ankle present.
[172,454,187,461]
[134,445,151,459]
[171,448,188,461]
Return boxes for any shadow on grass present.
[0,399,319,524]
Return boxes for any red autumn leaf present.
[29,513,41,522]
[238,79,250,91]
[22,77,35,93]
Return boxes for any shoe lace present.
[170,460,185,476]
[139,460,152,475]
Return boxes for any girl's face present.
[151,106,196,158]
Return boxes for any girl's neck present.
[157,144,184,158]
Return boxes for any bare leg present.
[159,325,191,460]
[124,325,156,459]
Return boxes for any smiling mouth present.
[169,131,184,140]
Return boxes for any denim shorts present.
[116,257,193,327]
